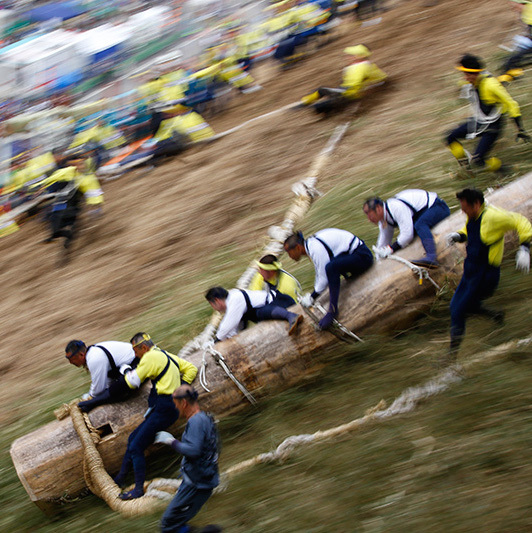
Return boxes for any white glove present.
[515,245,530,274]
[119,364,132,375]
[446,232,462,246]
[81,393,91,401]
[300,293,315,308]
[372,245,393,259]
[154,431,175,446]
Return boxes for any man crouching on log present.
[283,229,373,329]
[446,188,531,363]
[114,333,198,500]
[363,188,450,268]
[205,286,303,341]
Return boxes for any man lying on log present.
[205,286,303,342]
[363,189,450,268]
[283,228,373,329]
[297,44,387,114]
[65,339,137,412]
[115,333,198,500]
[445,187,531,364]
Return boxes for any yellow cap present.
[256,260,282,271]
[344,45,371,58]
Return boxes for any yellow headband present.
[344,45,371,58]
[132,333,151,348]
[455,66,483,73]
[256,260,282,271]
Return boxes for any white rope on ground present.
[387,255,442,291]
[216,336,531,488]
[98,102,301,179]
[69,330,530,516]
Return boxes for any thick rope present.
[217,335,531,488]
[183,123,351,395]
[69,335,531,515]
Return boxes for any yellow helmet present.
[344,45,371,58]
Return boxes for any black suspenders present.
[311,235,358,259]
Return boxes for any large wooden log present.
[10,173,532,509]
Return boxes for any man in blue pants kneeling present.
[156,385,221,533]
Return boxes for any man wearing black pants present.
[284,229,373,329]
[446,188,531,363]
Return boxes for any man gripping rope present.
[363,189,450,268]
[445,54,529,174]
[65,340,136,412]
[205,286,302,341]
[299,45,387,114]
[446,188,531,362]
[114,333,198,500]
[283,228,373,329]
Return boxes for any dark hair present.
[456,188,484,206]
[458,54,484,71]
[283,231,304,250]
[205,287,228,302]
[173,385,199,403]
[129,332,155,348]
[65,340,85,355]
[258,254,278,264]
[363,197,384,211]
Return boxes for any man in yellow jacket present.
[248,254,300,301]
[299,44,387,114]
[500,0,532,78]
[446,54,529,173]
[446,188,531,361]
[115,332,198,500]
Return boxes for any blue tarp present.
[25,1,87,23]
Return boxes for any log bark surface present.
[10,173,532,506]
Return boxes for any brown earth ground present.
[0,0,520,427]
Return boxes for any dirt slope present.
[0,0,518,426]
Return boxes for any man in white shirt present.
[205,286,302,341]
[283,228,373,329]
[65,340,136,412]
[363,189,450,268]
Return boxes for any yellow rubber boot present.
[485,157,502,172]
[301,91,320,106]
[449,141,466,160]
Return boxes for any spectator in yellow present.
[299,44,387,114]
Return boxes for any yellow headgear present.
[255,260,282,271]
[344,45,371,58]
[132,333,151,348]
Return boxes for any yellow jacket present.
[38,166,104,206]
[126,347,198,395]
[522,4,532,25]
[10,152,56,190]
[459,204,532,267]
[70,124,126,151]
[248,270,299,301]
[341,60,387,99]
[474,74,521,119]
[154,111,214,143]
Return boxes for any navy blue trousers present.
[255,293,296,321]
[446,119,503,166]
[414,198,451,261]
[325,243,374,312]
[115,395,179,490]
[450,263,500,339]
[274,34,307,62]
[160,482,213,532]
